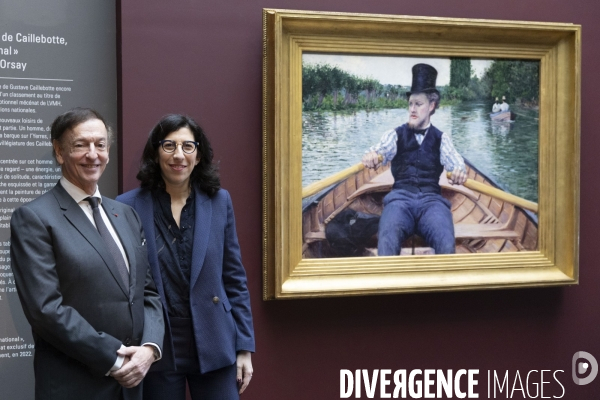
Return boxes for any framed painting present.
[262,9,580,299]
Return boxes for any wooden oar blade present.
[446,172,538,213]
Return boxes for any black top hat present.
[406,63,439,98]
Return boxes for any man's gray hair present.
[426,92,440,116]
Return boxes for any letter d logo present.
[572,351,598,385]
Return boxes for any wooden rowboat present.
[302,161,538,258]
[490,110,516,122]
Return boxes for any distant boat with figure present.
[490,110,516,122]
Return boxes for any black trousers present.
[142,317,239,400]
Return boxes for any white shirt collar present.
[60,177,102,204]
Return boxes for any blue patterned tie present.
[86,197,129,290]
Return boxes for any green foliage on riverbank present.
[304,92,409,112]
[302,59,540,112]
[446,58,539,106]
[302,63,410,112]
[450,58,472,89]
[483,60,539,105]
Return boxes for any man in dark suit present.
[10,108,164,400]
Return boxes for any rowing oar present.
[301,159,538,213]
[302,162,368,199]
[445,171,538,213]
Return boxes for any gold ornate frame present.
[262,9,580,299]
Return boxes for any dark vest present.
[391,123,444,194]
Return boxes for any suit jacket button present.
[125,338,131,345]
[212,296,219,304]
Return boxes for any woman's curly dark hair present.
[136,114,220,196]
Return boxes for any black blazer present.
[10,182,163,400]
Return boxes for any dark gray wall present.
[0,1,117,398]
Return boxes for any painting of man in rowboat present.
[301,54,540,258]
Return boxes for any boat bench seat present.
[453,223,520,240]
[306,222,520,245]
[305,230,327,243]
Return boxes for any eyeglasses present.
[158,140,199,154]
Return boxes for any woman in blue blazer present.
[117,114,255,399]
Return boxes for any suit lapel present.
[190,187,211,289]
[133,191,168,309]
[52,183,129,297]
[103,198,136,300]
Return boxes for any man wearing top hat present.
[362,63,467,255]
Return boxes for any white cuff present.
[106,345,126,376]
[142,342,162,362]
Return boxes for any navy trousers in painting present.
[377,189,455,255]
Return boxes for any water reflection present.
[302,101,539,202]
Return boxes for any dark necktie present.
[86,197,130,289]
[412,128,427,144]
